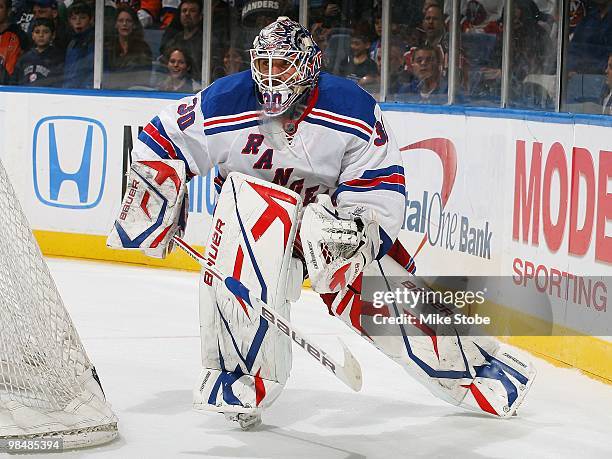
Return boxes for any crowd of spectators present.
[309,0,609,112]
[0,0,609,113]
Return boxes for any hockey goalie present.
[107,17,535,430]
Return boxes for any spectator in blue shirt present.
[569,0,612,74]
[27,0,71,53]
[63,1,94,88]
[396,45,449,104]
[14,17,63,86]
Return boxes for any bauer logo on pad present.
[33,116,107,209]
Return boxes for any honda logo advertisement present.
[33,116,107,209]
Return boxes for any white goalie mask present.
[250,17,322,117]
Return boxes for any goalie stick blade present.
[339,338,363,392]
[172,236,363,392]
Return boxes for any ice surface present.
[38,257,612,458]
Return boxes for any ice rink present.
[46,257,612,458]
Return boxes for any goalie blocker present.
[107,159,188,258]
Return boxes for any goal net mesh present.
[0,157,118,449]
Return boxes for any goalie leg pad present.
[107,160,188,258]
[326,254,536,418]
[194,172,302,416]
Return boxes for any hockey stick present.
[172,235,363,392]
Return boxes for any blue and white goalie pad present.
[194,172,303,419]
[107,160,188,258]
[327,255,537,418]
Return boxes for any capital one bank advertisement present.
[385,111,505,276]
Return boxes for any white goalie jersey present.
[131,70,406,259]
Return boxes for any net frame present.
[0,157,118,450]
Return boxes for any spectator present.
[569,0,611,74]
[423,0,440,13]
[445,0,504,34]
[393,0,425,30]
[14,17,63,86]
[115,1,141,12]
[381,40,412,95]
[0,0,27,84]
[27,0,70,52]
[212,47,246,80]
[369,14,381,61]
[311,19,332,54]
[602,52,612,114]
[406,4,469,87]
[569,0,589,36]
[397,45,449,104]
[12,0,33,35]
[114,0,163,28]
[63,1,94,88]
[362,38,411,95]
[157,45,197,92]
[317,1,347,29]
[160,0,203,80]
[418,4,446,49]
[159,0,180,29]
[339,32,378,86]
[480,0,554,102]
[104,5,152,89]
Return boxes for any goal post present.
[0,157,118,450]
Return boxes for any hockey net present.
[0,158,118,449]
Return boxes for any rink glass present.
[0,1,608,117]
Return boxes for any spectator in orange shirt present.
[0,0,27,84]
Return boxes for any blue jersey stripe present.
[149,116,192,175]
[333,182,406,198]
[138,130,171,160]
[204,120,259,136]
[361,165,405,179]
[304,116,370,142]
[316,73,377,129]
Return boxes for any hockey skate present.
[224,411,262,430]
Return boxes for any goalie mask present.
[250,16,322,117]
